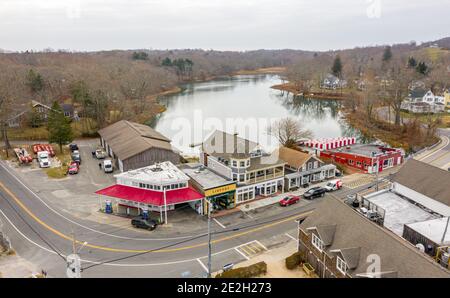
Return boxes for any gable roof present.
[393,159,450,207]
[299,198,450,278]
[278,146,318,169]
[409,88,427,99]
[202,130,259,159]
[98,120,174,161]
[332,247,361,270]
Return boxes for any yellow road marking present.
[0,181,312,253]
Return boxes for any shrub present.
[215,262,267,278]
[285,251,303,270]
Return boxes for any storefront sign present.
[205,184,236,197]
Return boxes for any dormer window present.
[311,233,324,252]
[336,256,348,275]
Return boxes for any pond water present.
[150,74,362,155]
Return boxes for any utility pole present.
[376,155,380,192]
[164,187,168,225]
[66,231,81,278]
[207,199,212,278]
[441,217,450,245]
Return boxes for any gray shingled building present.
[297,198,450,278]
[98,120,180,172]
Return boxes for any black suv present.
[69,143,79,152]
[303,187,327,200]
[131,218,158,231]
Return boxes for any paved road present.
[377,106,450,170]
[0,159,326,277]
[415,128,450,170]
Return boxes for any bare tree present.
[267,117,313,148]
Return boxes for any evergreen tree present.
[416,62,428,75]
[407,56,417,68]
[331,55,342,77]
[382,46,392,62]
[26,69,44,93]
[161,57,172,66]
[48,102,73,153]
[132,51,148,60]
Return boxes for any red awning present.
[96,184,203,206]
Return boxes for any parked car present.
[69,143,79,152]
[279,195,300,207]
[67,162,79,175]
[131,218,158,231]
[95,148,106,159]
[335,169,343,177]
[103,159,113,173]
[71,150,81,164]
[37,151,50,168]
[324,179,343,192]
[303,187,327,200]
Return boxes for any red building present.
[319,144,404,173]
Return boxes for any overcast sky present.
[1,0,449,52]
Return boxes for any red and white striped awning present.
[304,137,356,150]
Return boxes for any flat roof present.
[406,217,450,246]
[329,144,394,157]
[180,163,234,190]
[364,190,438,236]
[114,161,189,184]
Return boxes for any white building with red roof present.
[96,161,204,219]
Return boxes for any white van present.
[103,160,113,173]
[37,151,51,168]
[324,179,343,192]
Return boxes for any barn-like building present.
[98,120,180,172]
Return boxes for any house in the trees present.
[7,100,55,128]
[297,198,450,278]
[320,74,347,90]
[199,130,285,205]
[401,89,445,113]
[98,120,180,172]
[278,146,336,190]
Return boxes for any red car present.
[68,162,79,175]
[279,195,300,207]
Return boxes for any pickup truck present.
[95,149,106,159]
[37,151,51,168]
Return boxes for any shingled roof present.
[299,198,450,278]
[98,120,174,161]
[393,159,450,207]
[278,146,318,169]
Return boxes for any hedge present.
[215,262,267,278]
[285,251,304,270]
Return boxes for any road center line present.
[0,178,313,253]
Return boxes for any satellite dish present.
[415,243,425,252]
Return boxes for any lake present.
[151,74,362,155]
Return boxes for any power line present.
[82,208,313,272]
[0,191,67,262]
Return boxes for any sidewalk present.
[213,240,308,278]
[238,180,331,212]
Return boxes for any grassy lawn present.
[3,118,99,141]
[401,111,450,128]
[45,147,72,179]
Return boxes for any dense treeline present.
[0,49,311,129]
